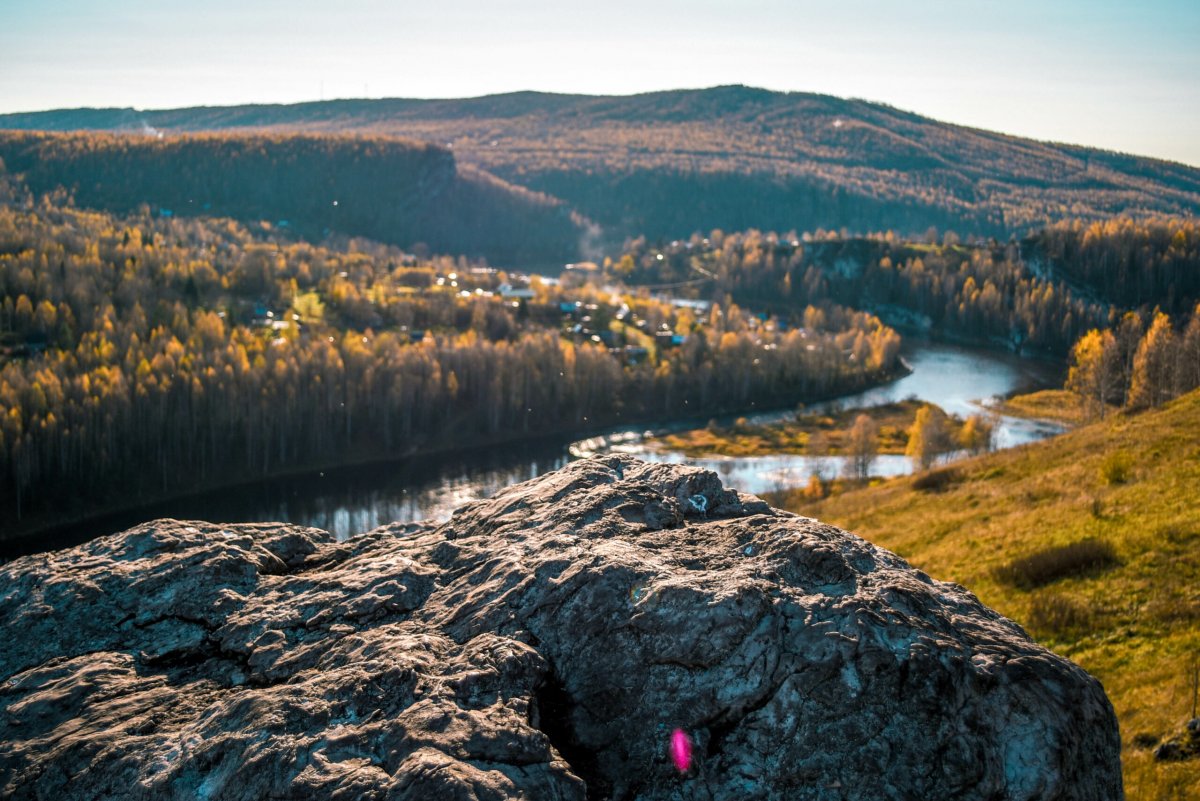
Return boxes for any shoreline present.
[0,365,909,558]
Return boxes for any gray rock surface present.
[0,456,1122,800]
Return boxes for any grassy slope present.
[779,390,1200,800]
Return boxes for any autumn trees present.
[906,405,952,471]
[613,229,1110,355]
[1066,330,1119,418]
[1129,312,1179,409]
[1031,217,1200,314]
[0,200,904,532]
[1066,306,1200,417]
[958,414,996,456]
[902,405,994,471]
[845,414,879,479]
[611,218,1200,363]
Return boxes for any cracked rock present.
[0,456,1122,800]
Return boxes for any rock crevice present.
[0,456,1122,800]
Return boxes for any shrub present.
[911,467,962,492]
[1025,592,1094,637]
[1099,450,1133,485]
[994,538,1118,589]
[1130,733,1160,750]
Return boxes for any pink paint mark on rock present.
[670,728,693,773]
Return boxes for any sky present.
[2,0,1198,166]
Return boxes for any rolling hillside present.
[3,86,1199,244]
[0,132,587,267]
[772,391,1200,800]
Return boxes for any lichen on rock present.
[0,456,1123,800]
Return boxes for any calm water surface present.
[571,343,1065,494]
[10,342,1063,556]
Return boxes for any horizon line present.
[1,84,1198,170]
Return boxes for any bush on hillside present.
[995,538,1118,589]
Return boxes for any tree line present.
[609,218,1200,356]
[1028,217,1200,314]
[0,199,902,534]
[610,228,1118,355]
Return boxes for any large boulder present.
[0,456,1122,800]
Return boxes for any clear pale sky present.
[2,0,1198,166]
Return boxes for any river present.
[571,343,1066,494]
[7,342,1064,557]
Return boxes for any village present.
[216,254,820,371]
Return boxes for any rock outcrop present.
[0,456,1122,800]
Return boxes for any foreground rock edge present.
[0,455,1122,800]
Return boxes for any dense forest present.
[4,87,1198,244]
[0,195,901,534]
[608,218,1200,356]
[0,132,588,267]
[610,231,1102,354]
[1029,217,1200,314]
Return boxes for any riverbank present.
[0,428,563,559]
[0,365,909,557]
[653,399,949,458]
[572,342,1067,498]
[996,389,1085,426]
[2,342,1060,559]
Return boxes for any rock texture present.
[0,456,1122,800]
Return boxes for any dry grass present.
[776,389,1200,800]
[996,388,1088,426]
[1026,591,1098,638]
[1102,450,1135,485]
[655,399,928,457]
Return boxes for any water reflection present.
[11,444,568,556]
[574,342,1067,495]
[9,342,1065,557]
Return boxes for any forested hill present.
[3,86,1199,243]
[0,132,587,267]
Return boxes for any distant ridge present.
[3,86,1198,243]
[0,132,587,266]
